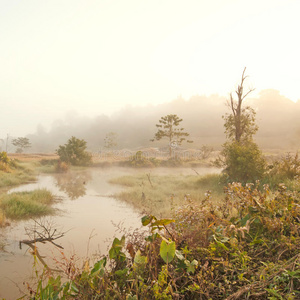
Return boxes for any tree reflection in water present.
[55,171,92,200]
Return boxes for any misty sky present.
[1,0,299,137]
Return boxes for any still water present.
[0,167,219,299]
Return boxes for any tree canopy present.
[151,114,192,156]
[12,137,31,153]
[104,132,118,149]
[56,136,92,166]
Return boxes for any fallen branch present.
[19,235,64,250]
[19,218,67,272]
[25,243,63,273]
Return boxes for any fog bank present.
[23,89,300,152]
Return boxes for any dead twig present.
[192,168,199,176]
[19,218,67,273]
[146,173,154,188]
[19,235,64,250]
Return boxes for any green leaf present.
[62,282,70,295]
[70,282,79,294]
[91,257,106,277]
[141,215,156,226]
[145,232,161,242]
[115,268,129,277]
[175,250,185,261]
[134,250,148,267]
[151,219,175,227]
[109,236,125,259]
[213,235,229,251]
[186,259,198,274]
[265,288,284,299]
[239,213,250,226]
[160,240,176,264]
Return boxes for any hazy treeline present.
[26,89,300,152]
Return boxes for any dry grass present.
[0,209,10,227]
[8,153,58,162]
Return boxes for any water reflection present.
[0,169,143,299]
[55,171,92,200]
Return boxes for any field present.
[7,153,59,162]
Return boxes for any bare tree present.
[225,67,257,143]
[220,68,266,183]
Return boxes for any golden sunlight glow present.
[0,0,299,135]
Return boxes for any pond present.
[0,167,219,299]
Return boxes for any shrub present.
[121,151,159,168]
[220,141,266,183]
[268,152,300,180]
[55,160,69,173]
[200,145,214,160]
[0,151,10,172]
[56,136,92,166]
[40,159,57,166]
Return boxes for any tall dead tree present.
[221,67,265,183]
[224,67,257,143]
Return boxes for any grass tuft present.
[0,189,56,220]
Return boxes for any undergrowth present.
[27,180,300,299]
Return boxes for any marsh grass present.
[0,189,56,220]
[0,159,38,189]
[0,170,36,188]
[0,159,63,189]
[109,173,224,216]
